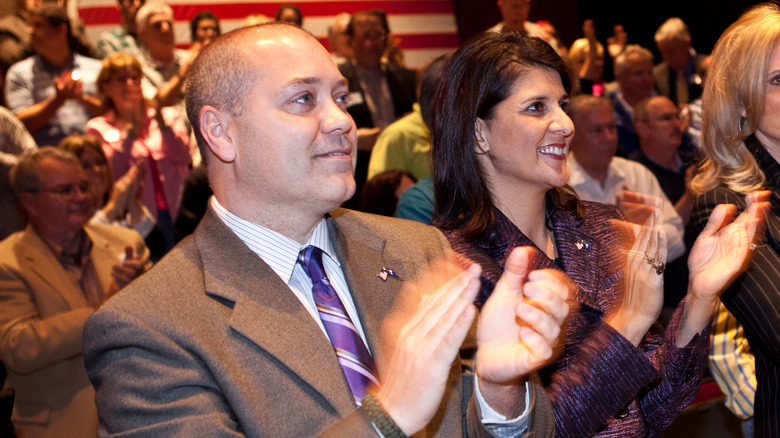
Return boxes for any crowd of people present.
[0,0,779,437]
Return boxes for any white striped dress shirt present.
[210,197,370,348]
[210,197,530,430]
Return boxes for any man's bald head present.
[185,23,318,164]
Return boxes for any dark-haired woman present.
[432,31,768,437]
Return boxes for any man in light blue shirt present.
[5,4,101,147]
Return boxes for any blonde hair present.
[692,2,780,194]
[96,52,145,111]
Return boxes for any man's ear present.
[18,192,36,219]
[199,105,237,163]
[635,120,648,139]
[474,117,490,153]
[56,23,69,38]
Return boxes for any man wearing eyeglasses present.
[337,9,417,209]
[0,147,149,437]
[136,1,204,112]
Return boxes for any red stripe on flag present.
[80,1,454,25]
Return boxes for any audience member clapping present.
[86,52,191,256]
[5,3,102,147]
[690,3,780,435]
[135,1,201,111]
[432,31,770,436]
[0,146,150,437]
[59,133,155,238]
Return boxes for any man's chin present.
[326,180,356,210]
[70,213,92,229]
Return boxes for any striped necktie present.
[298,245,379,406]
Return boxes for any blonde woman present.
[690,3,780,436]
[86,52,191,253]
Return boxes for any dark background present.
[452,0,767,77]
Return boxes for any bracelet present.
[361,394,408,438]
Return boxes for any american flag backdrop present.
[76,0,460,69]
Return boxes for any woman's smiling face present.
[475,66,574,198]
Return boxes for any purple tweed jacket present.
[443,201,710,437]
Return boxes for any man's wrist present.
[362,394,408,438]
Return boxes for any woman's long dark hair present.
[431,31,583,244]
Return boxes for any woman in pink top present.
[87,52,191,253]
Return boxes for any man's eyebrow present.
[284,77,320,88]
[283,77,350,88]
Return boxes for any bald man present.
[83,23,567,437]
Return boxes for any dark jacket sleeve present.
[691,187,780,436]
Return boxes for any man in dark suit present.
[652,17,709,107]
[337,9,417,208]
[82,23,569,437]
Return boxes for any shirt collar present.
[568,152,625,186]
[38,227,92,268]
[566,153,588,186]
[210,197,339,284]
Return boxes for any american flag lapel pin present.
[576,239,591,250]
[378,267,399,281]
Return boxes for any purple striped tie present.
[298,245,379,406]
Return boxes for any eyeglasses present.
[111,73,142,84]
[150,20,172,31]
[80,158,108,169]
[356,30,387,42]
[27,181,90,197]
